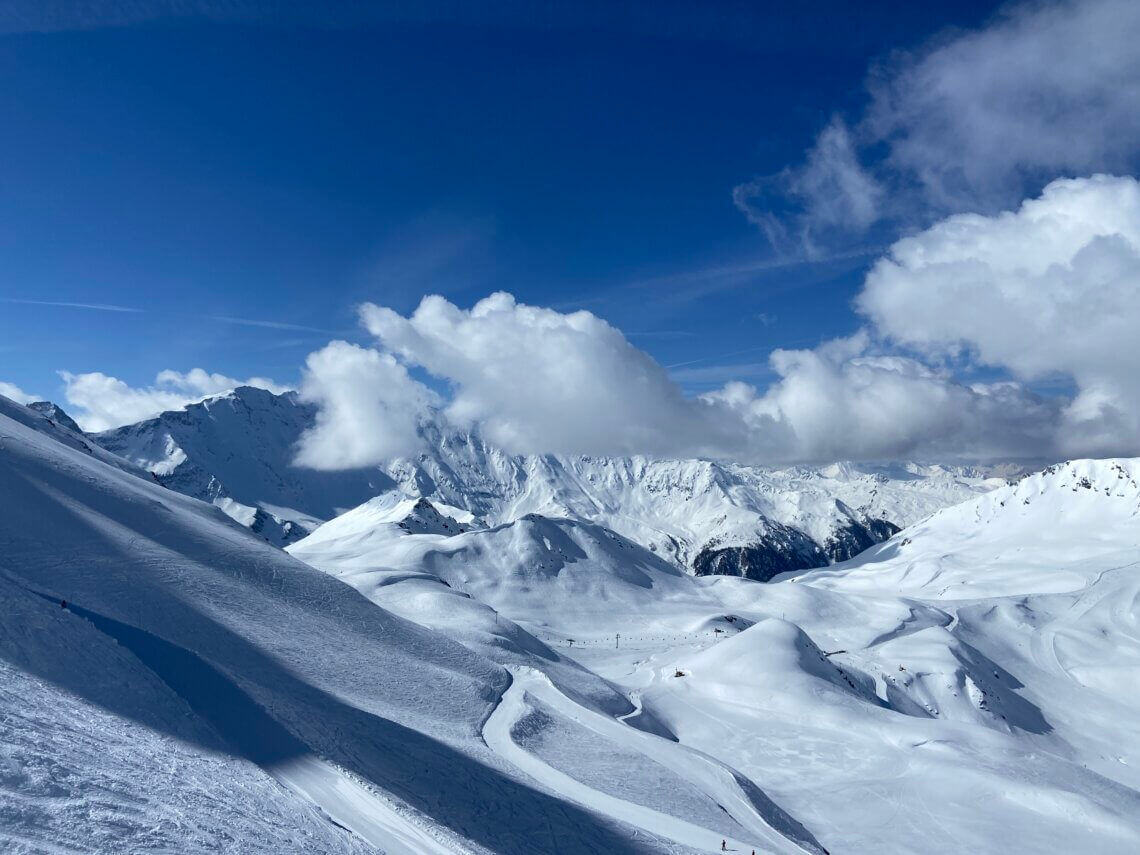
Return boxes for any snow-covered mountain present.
[284,457,1140,853]
[6,387,1140,853]
[93,385,1012,576]
[93,387,392,546]
[655,458,1140,852]
[0,392,826,854]
[26,399,84,434]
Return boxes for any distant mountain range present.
[82,385,1024,579]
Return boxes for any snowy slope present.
[94,386,1007,574]
[7,385,1140,853]
[622,461,1140,853]
[0,401,720,855]
[290,506,734,637]
[1,394,822,854]
[806,458,1140,598]
[290,502,828,853]
[289,456,1140,853]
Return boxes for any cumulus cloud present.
[62,368,290,431]
[359,292,741,458]
[0,380,37,405]
[707,334,1058,462]
[292,173,1140,467]
[743,0,1140,247]
[283,175,1140,467]
[859,174,1140,457]
[277,291,1061,467]
[293,341,438,469]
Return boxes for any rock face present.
[27,401,83,435]
[693,525,827,582]
[92,386,1010,569]
[693,515,903,581]
[823,517,902,563]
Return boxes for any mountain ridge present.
[92,385,1018,576]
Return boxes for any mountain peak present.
[27,400,83,435]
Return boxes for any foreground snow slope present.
[95,385,1008,572]
[2,394,759,854]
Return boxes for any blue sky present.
[0,1,1004,400]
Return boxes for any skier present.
[721,841,727,851]
[60,599,67,610]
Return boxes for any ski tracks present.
[483,666,823,855]
[273,756,470,855]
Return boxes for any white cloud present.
[743,0,1140,247]
[858,174,1140,457]
[705,333,1058,462]
[62,369,290,432]
[294,291,1055,466]
[0,380,37,405]
[293,341,438,469]
[269,178,1140,467]
[359,292,741,458]
[864,0,1140,212]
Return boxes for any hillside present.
[0,393,816,854]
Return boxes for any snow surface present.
[0,395,741,854]
[6,386,1139,854]
[289,459,1140,853]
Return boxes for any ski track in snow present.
[483,666,821,855]
[274,757,461,855]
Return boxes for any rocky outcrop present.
[693,523,828,582]
[27,401,83,435]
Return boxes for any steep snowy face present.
[93,387,1007,571]
[93,386,390,545]
[26,399,84,434]
[384,428,1006,579]
[806,458,1140,599]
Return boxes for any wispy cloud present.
[665,345,775,371]
[623,245,883,293]
[625,330,698,340]
[741,0,1140,251]
[552,245,882,316]
[3,298,143,313]
[669,361,775,385]
[209,315,341,334]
